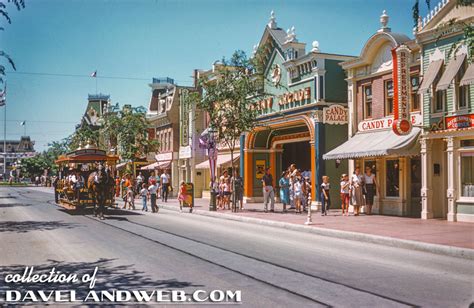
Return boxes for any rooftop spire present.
[268,10,277,29]
[378,10,391,32]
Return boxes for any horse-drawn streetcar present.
[54,144,119,217]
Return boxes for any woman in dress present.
[363,166,378,215]
[350,166,364,216]
[278,171,290,213]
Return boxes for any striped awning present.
[436,54,466,91]
[323,128,421,160]
[460,64,474,86]
[418,59,443,94]
[195,154,240,169]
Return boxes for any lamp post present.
[208,126,217,211]
[305,185,313,225]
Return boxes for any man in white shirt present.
[160,170,170,202]
[148,182,159,213]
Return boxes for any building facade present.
[243,12,354,205]
[1,136,36,179]
[324,11,423,217]
[144,77,190,195]
[415,0,474,222]
[178,79,207,198]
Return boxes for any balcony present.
[152,77,174,85]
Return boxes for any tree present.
[68,126,100,151]
[194,50,268,212]
[0,0,25,83]
[101,106,158,163]
[20,139,68,178]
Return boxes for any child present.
[178,181,187,213]
[294,177,303,214]
[321,175,330,216]
[340,174,350,216]
[140,183,149,212]
[223,178,231,210]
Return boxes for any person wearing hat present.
[262,167,275,213]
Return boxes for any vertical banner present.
[391,45,412,135]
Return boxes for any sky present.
[1,0,429,151]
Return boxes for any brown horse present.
[88,167,114,219]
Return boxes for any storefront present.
[415,1,474,222]
[324,11,423,217]
[243,12,354,205]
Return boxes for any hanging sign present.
[391,45,412,135]
[323,105,348,124]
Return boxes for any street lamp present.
[208,126,218,211]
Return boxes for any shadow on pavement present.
[58,208,143,217]
[0,258,202,305]
[0,203,33,208]
[0,220,80,233]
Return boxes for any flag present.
[20,121,25,126]
[0,84,6,107]
[90,70,97,77]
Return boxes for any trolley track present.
[14,188,417,307]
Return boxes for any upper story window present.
[286,48,295,61]
[457,62,469,110]
[410,76,420,111]
[363,85,373,119]
[385,80,394,115]
[434,90,446,113]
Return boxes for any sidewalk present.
[139,197,474,252]
[23,186,474,257]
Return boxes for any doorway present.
[281,141,311,172]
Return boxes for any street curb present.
[158,204,474,260]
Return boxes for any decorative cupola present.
[282,26,306,61]
[268,10,277,29]
[377,10,391,33]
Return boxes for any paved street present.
[1,186,473,307]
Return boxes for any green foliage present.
[100,107,158,162]
[20,139,68,178]
[0,0,25,83]
[68,126,100,151]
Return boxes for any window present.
[410,76,420,111]
[461,151,474,197]
[434,90,445,113]
[457,63,469,110]
[363,85,372,119]
[385,80,394,115]
[386,159,400,197]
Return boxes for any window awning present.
[140,161,171,170]
[460,63,474,86]
[195,153,240,170]
[418,59,443,94]
[323,127,421,160]
[436,54,466,91]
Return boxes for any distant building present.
[0,136,36,178]
[78,94,111,129]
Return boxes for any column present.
[244,149,253,199]
[446,136,459,222]
[420,137,433,219]
[239,134,245,178]
[314,121,325,206]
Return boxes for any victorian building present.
[415,0,474,222]
[243,12,354,205]
[78,94,111,129]
[324,11,423,217]
[142,77,193,195]
[178,71,207,198]
[1,136,36,179]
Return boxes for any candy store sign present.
[323,105,348,125]
[358,113,422,132]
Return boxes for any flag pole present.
[3,100,6,178]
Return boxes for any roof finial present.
[285,26,297,43]
[378,10,391,32]
[311,41,320,52]
[268,10,277,29]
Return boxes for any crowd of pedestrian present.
[116,169,172,213]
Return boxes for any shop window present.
[319,76,325,100]
[364,160,376,176]
[461,153,474,197]
[386,159,400,197]
[363,85,372,119]
[458,85,469,109]
[410,158,421,198]
[410,76,420,111]
[433,90,445,113]
[385,80,394,115]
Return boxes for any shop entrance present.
[281,141,311,173]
